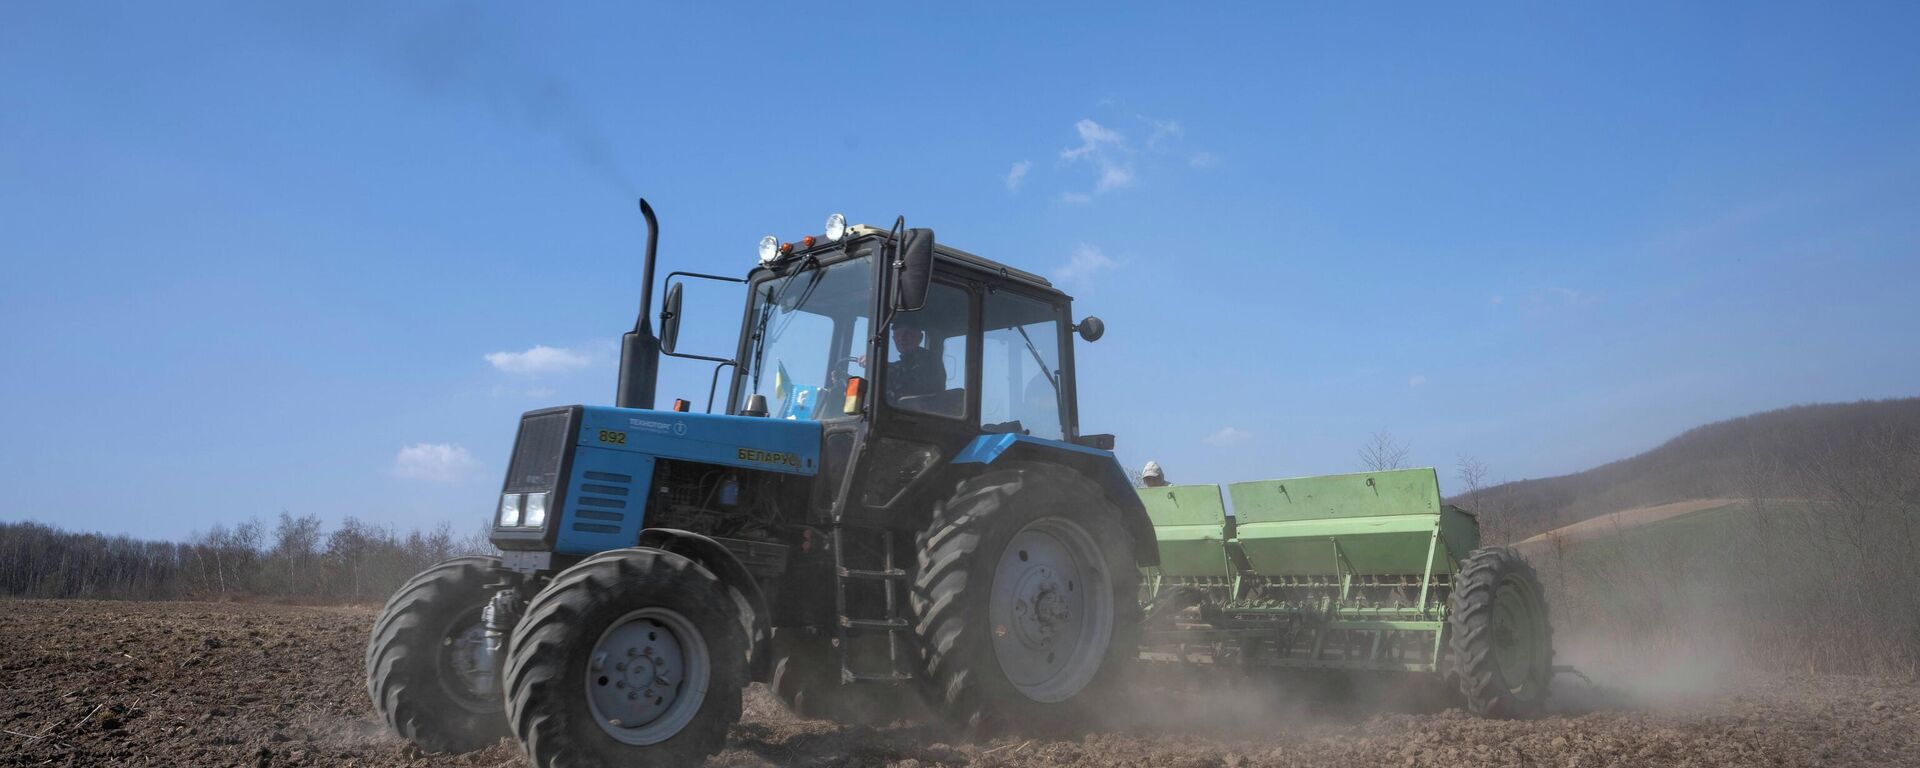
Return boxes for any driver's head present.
[891,319,924,352]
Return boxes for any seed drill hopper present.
[1138,467,1554,717]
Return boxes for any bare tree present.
[1359,431,1410,471]
[1456,454,1489,498]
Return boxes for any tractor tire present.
[910,462,1141,732]
[503,548,745,768]
[767,628,913,725]
[366,555,511,753]
[1447,546,1553,718]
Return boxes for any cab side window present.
[981,291,1065,440]
[884,281,970,418]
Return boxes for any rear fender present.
[635,528,774,682]
[951,434,1161,567]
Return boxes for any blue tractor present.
[367,202,1159,766]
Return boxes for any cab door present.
[831,277,980,528]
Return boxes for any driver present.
[887,317,946,400]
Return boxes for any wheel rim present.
[438,608,498,711]
[585,608,710,745]
[1490,573,1544,693]
[988,516,1114,703]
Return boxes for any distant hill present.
[1453,397,1920,542]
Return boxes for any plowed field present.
[3,600,1916,767]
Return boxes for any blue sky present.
[3,3,1917,540]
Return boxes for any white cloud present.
[1059,191,1092,204]
[392,443,477,483]
[1409,374,1427,388]
[1054,244,1117,284]
[1004,160,1031,192]
[1060,119,1125,160]
[485,344,592,375]
[1188,151,1219,169]
[1513,286,1601,315]
[1059,118,1135,199]
[1204,427,1252,447]
[489,385,560,399]
[1145,119,1183,150]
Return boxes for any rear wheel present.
[366,556,510,753]
[910,463,1140,731]
[504,549,745,767]
[1447,546,1552,717]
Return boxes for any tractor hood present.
[574,405,822,476]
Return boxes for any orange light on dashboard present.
[672,399,691,412]
[802,235,816,247]
[843,376,866,415]
[780,242,794,255]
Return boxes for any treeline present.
[1458,397,1920,542]
[0,513,493,603]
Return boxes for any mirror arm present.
[664,270,748,285]
[662,270,748,331]
[661,349,735,365]
[658,270,748,363]
[705,360,736,414]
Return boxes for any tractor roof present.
[841,224,1061,296]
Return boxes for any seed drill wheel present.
[911,462,1141,732]
[366,556,511,753]
[1447,546,1553,717]
[503,548,745,767]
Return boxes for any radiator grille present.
[505,410,571,492]
[572,470,631,533]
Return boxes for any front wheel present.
[1447,546,1553,717]
[910,463,1141,731]
[365,556,511,753]
[503,548,745,767]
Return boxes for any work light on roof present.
[758,235,780,265]
[824,213,847,242]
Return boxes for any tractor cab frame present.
[703,225,1112,533]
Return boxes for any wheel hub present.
[1011,567,1072,648]
[441,617,499,707]
[987,516,1115,704]
[586,609,708,745]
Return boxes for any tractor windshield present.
[739,255,873,420]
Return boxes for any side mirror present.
[1074,316,1105,342]
[893,228,935,312]
[660,283,684,353]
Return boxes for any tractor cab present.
[686,220,1111,530]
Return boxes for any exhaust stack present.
[615,198,660,410]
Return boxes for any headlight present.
[523,492,549,527]
[824,213,847,241]
[497,493,523,527]
[758,235,780,265]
